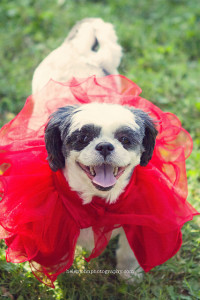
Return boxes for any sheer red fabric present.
[0,75,198,287]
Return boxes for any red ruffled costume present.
[0,75,198,287]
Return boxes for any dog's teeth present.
[90,166,95,176]
[114,167,118,177]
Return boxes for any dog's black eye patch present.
[115,127,142,150]
[66,124,101,151]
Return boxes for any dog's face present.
[45,103,157,204]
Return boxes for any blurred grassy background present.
[0,0,200,299]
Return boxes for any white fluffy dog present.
[33,18,157,281]
[32,18,122,93]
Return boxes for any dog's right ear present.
[45,106,78,171]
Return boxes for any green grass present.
[0,0,200,299]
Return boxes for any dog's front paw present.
[116,229,144,284]
[116,260,143,283]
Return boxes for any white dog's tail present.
[65,18,123,75]
[32,18,122,93]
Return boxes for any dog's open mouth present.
[77,162,128,191]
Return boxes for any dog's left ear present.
[140,115,158,166]
[127,107,158,166]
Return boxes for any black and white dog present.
[33,18,157,281]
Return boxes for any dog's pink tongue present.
[92,164,116,188]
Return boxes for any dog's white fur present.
[63,103,141,205]
[33,18,142,281]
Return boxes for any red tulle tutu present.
[0,75,198,287]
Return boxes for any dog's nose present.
[95,142,114,158]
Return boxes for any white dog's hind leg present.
[116,229,143,282]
